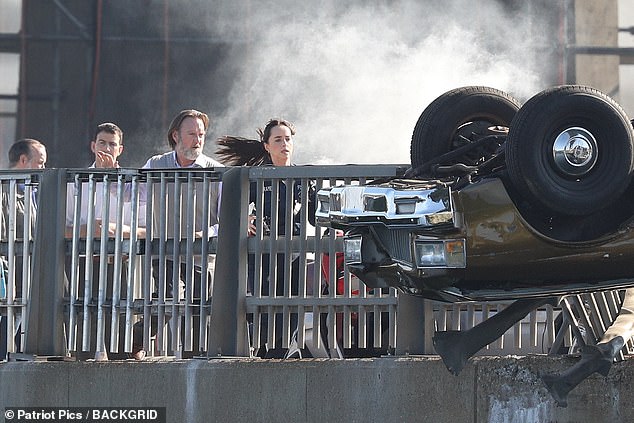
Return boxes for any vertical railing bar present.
[497,303,506,350]
[67,173,82,352]
[312,178,325,352]
[156,172,169,354]
[327,209,338,352]
[172,172,183,356]
[81,175,97,351]
[141,173,154,356]
[184,173,195,352]
[373,304,381,349]
[109,173,126,354]
[282,176,294,349]
[125,175,141,354]
[268,178,280,348]
[252,177,264,352]
[296,177,309,349]
[513,309,522,350]
[6,180,17,353]
[529,308,538,348]
[465,304,471,329]
[94,173,111,359]
[198,174,211,353]
[20,178,34,350]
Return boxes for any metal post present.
[24,169,67,357]
[395,293,428,355]
[208,167,250,357]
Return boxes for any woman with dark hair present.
[216,118,314,236]
[216,118,296,167]
[217,118,315,358]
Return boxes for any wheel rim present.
[552,126,598,176]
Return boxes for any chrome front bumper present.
[315,182,454,228]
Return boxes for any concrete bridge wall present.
[1,355,633,423]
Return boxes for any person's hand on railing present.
[93,220,146,239]
[94,219,117,237]
[246,214,271,237]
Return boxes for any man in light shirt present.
[65,123,145,360]
[133,109,222,359]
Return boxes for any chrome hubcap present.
[552,127,598,176]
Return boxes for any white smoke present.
[618,0,634,116]
[207,0,549,165]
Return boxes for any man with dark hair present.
[65,122,144,239]
[64,123,145,360]
[1,138,47,359]
[132,109,222,359]
[91,122,124,169]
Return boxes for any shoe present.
[132,350,146,360]
[129,345,146,361]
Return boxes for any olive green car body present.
[317,177,634,302]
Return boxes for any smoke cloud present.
[203,0,550,165]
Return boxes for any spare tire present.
[410,86,521,170]
[505,85,634,216]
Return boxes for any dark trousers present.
[1,258,27,359]
[133,259,211,355]
[65,256,127,358]
[0,317,8,360]
[248,253,300,357]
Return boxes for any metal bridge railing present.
[1,165,630,361]
[0,171,40,357]
[209,165,408,358]
[432,301,559,355]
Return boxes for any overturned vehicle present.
[316,85,634,303]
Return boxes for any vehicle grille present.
[372,226,412,264]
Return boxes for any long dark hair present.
[216,118,295,166]
[216,136,269,166]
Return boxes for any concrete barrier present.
[1,355,632,422]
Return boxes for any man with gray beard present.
[132,109,223,359]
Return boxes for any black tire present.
[410,86,521,169]
[505,85,634,216]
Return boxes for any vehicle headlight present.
[343,236,362,264]
[317,192,330,214]
[394,197,418,214]
[414,239,465,268]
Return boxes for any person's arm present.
[65,182,80,238]
[210,181,222,236]
[134,192,147,239]
[194,181,221,238]
[307,179,317,227]
[0,194,7,241]
[134,157,152,237]
[293,179,317,229]
[97,221,146,239]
